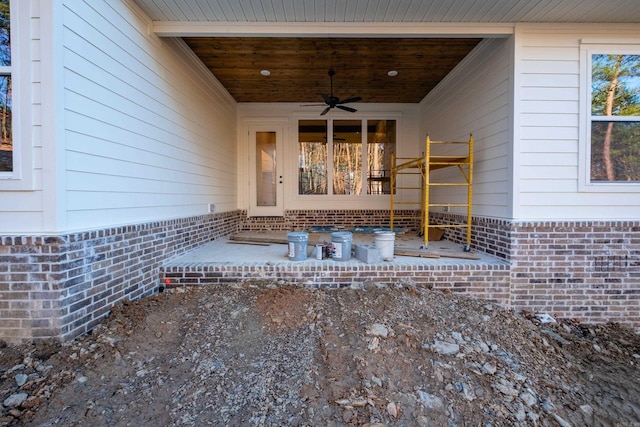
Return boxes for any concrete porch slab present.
[163,232,502,267]
[160,232,511,305]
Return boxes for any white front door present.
[249,124,284,216]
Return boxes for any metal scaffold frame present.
[390,134,474,250]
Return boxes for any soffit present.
[133,0,640,23]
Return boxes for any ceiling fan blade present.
[301,104,327,107]
[337,96,362,104]
[337,105,357,113]
[320,106,332,116]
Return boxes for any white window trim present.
[579,41,640,193]
[0,0,32,190]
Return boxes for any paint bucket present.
[331,232,352,261]
[374,231,395,260]
[287,232,308,261]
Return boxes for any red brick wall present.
[0,211,243,343]
[240,209,421,232]
[161,263,512,304]
[510,221,640,326]
[430,213,511,260]
[2,211,639,343]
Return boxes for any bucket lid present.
[288,231,308,237]
[331,231,352,238]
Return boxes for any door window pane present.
[256,132,276,206]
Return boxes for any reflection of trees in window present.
[0,0,11,172]
[298,119,397,195]
[298,120,328,194]
[591,54,640,182]
[333,120,362,195]
[367,120,396,194]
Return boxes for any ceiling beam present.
[152,21,514,38]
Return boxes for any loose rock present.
[432,340,460,355]
[3,393,28,408]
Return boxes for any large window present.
[298,119,396,196]
[0,0,10,173]
[589,53,640,183]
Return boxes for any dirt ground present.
[1,281,639,427]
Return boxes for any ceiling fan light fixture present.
[260,69,271,76]
[387,70,398,77]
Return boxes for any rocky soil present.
[1,280,639,426]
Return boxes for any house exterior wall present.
[1,0,238,236]
[60,0,238,232]
[508,25,640,327]
[514,23,640,221]
[416,27,640,328]
[3,7,639,343]
[0,0,242,343]
[418,38,514,221]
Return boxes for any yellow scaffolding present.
[390,134,474,251]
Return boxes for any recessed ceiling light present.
[260,70,271,76]
[387,70,398,77]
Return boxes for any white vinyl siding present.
[60,0,237,231]
[515,23,640,220]
[418,38,513,219]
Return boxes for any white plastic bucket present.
[374,231,395,260]
[287,232,309,261]
[331,232,352,261]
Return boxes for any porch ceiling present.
[181,37,481,103]
[132,0,640,104]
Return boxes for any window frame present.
[295,115,399,199]
[0,0,31,190]
[579,41,640,192]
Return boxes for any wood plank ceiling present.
[133,0,640,104]
[183,37,482,103]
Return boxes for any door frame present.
[247,121,286,217]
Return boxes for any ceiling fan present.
[305,69,362,115]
